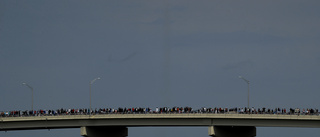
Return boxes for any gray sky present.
[1,0,320,137]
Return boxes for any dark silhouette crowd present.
[0,107,319,117]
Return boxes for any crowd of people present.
[0,107,319,117]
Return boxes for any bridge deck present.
[1,114,320,131]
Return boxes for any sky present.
[1,0,320,137]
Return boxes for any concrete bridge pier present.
[81,126,128,137]
[209,126,256,137]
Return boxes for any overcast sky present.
[1,1,320,137]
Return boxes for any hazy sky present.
[1,1,320,137]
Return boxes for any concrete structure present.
[208,126,256,137]
[81,126,128,137]
[1,114,320,137]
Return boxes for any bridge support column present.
[81,126,128,137]
[208,126,256,137]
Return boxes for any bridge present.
[1,114,320,137]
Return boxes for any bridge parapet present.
[1,113,320,122]
[1,113,320,132]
